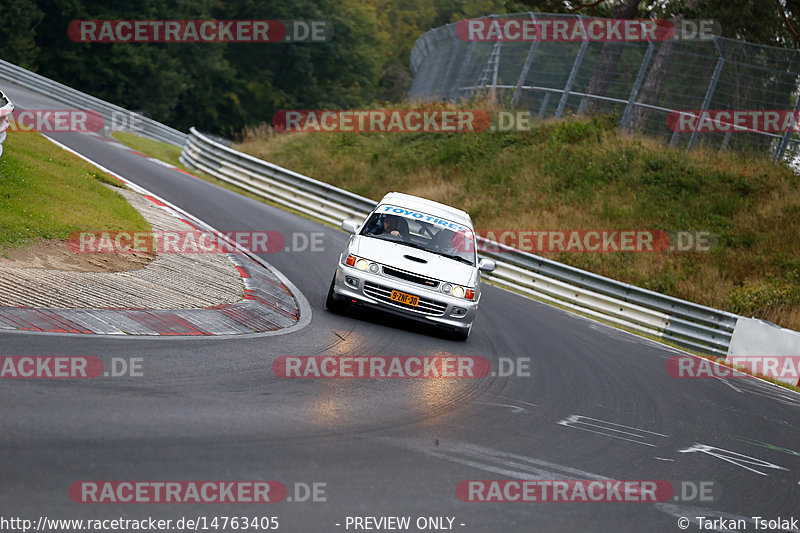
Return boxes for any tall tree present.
[0,0,44,69]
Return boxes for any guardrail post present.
[555,17,589,118]
[511,13,540,107]
[619,40,655,132]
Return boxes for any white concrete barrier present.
[728,317,800,386]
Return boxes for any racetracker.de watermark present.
[69,481,287,503]
[459,230,716,253]
[668,110,800,133]
[67,231,324,254]
[4,109,149,134]
[5,110,103,133]
[274,356,532,379]
[68,20,332,43]
[456,480,674,502]
[666,355,800,385]
[456,18,718,42]
[0,356,142,379]
[273,110,492,133]
[273,356,492,378]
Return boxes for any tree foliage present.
[0,0,797,136]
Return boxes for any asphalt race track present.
[1,82,799,533]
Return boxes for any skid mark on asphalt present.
[381,437,777,529]
[472,402,530,415]
[735,380,800,407]
[380,437,613,481]
[678,444,789,476]
[557,414,668,447]
[733,436,800,458]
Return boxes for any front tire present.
[325,274,347,313]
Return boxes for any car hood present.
[351,235,476,286]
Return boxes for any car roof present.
[378,192,473,228]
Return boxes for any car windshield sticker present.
[379,205,471,233]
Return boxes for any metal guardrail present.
[0,90,13,157]
[181,128,739,356]
[476,237,738,355]
[180,127,375,225]
[0,59,186,146]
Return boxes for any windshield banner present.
[378,205,471,234]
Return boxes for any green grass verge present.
[0,131,150,251]
[112,131,187,170]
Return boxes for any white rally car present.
[326,192,495,340]
[0,90,13,158]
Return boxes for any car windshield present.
[360,206,476,266]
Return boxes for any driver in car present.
[381,214,403,238]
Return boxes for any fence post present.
[720,130,732,150]
[474,40,503,104]
[511,13,540,107]
[682,37,725,151]
[773,92,800,161]
[490,40,502,104]
[538,93,551,117]
[556,16,589,118]
[619,40,655,132]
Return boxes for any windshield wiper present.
[397,241,425,250]
[371,235,424,249]
[431,251,474,266]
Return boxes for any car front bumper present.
[331,263,478,332]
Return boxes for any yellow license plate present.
[391,290,419,307]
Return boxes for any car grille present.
[363,282,447,316]
[382,266,440,288]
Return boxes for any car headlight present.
[346,255,379,273]
[440,284,475,300]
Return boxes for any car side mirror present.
[478,258,496,273]
[341,220,359,234]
